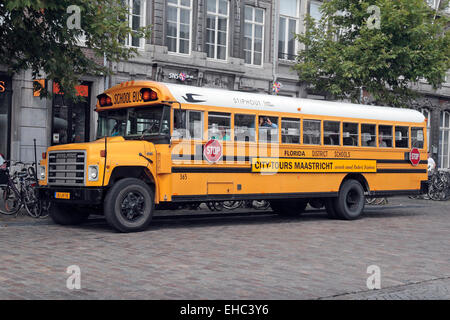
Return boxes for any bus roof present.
[161,82,425,124]
[104,81,425,124]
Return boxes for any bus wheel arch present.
[340,173,370,194]
[108,166,157,199]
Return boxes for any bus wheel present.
[270,199,307,216]
[104,178,154,233]
[324,198,338,219]
[335,180,365,220]
[49,203,90,225]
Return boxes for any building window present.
[309,0,323,21]
[244,6,265,66]
[206,0,229,60]
[166,0,192,54]
[278,0,299,61]
[439,111,450,169]
[124,0,146,48]
[420,108,431,152]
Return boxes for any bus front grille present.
[48,151,86,186]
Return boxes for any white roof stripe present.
[163,82,425,124]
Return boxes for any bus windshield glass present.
[97,105,170,139]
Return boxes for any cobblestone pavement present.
[0,197,449,299]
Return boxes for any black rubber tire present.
[49,203,90,225]
[335,179,365,220]
[104,178,154,233]
[270,199,308,216]
[325,198,338,219]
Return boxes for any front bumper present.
[38,186,105,205]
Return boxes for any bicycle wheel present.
[365,197,378,205]
[23,184,42,218]
[0,184,21,215]
[252,200,270,210]
[223,201,242,210]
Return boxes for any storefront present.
[50,82,92,146]
[0,74,12,158]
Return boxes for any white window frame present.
[278,0,300,61]
[420,108,431,152]
[125,0,147,49]
[206,0,230,61]
[244,6,265,67]
[167,0,193,55]
[439,111,450,169]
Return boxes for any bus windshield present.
[97,105,170,140]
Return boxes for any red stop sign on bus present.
[204,139,223,163]
[409,148,421,166]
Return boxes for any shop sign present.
[168,72,195,82]
[0,81,6,93]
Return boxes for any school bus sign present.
[251,158,377,173]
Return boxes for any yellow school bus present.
[38,81,428,232]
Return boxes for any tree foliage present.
[294,0,450,107]
[0,0,151,99]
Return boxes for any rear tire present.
[335,179,365,220]
[104,178,154,233]
[49,203,90,225]
[270,199,307,216]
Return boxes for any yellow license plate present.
[55,192,70,199]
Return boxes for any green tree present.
[0,0,151,98]
[294,0,450,107]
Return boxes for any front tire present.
[49,203,90,225]
[104,178,154,233]
[335,179,365,220]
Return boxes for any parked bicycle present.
[427,169,450,201]
[0,160,50,218]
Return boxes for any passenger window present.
[324,121,340,146]
[173,110,203,140]
[208,112,231,141]
[378,125,393,148]
[303,120,321,145]
[281,118,300,144]
[235,114,256,142]
[258,116,279,143]
[411,127,424,149]
[343,123,359,146]
[361,124,376,147]
[395,126,409,148]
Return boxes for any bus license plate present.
[55,192,70,200]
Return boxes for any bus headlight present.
[88,165,99,181]
[39,165,46,181]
